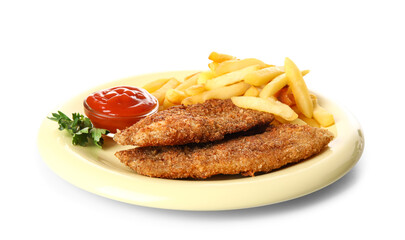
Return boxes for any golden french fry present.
[285,57,313,118]
[184,72,200,80]
[274,111,306,125]
[181,94,204,106]
[203,82,250,101]
[299,114,320,128]
[152,78,180,105]
[208,62,219,71]
[244,66,285,86]
[161,98,176,110]
[231,96,298,121]
[142,78,170,93]
[197,71,215,84]
[290,118,308,126]
[165,89,187,104]
[314,107,335,127]
[185,84,205,96]
[214,58,267,76]
[182,82,250,105]
[208,51,236,63]
[175,74,198,91]
[205,65,259,90]
[259,70,310,99]
[311,95,335,127]
[244,86,260,97]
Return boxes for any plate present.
[37,71,364,211]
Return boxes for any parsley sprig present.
[48,111,109,148]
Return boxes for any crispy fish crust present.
[115,124,334,179]
[113,99,274,147]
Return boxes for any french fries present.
[259,70,310,99]
[185,84,205,96]
[214,58,268,76]
[290,118,309,126]
[244,86,260,97]
[142,78,170,93]
[208,62,219,71]
[165,89,187,104]
[311,94,335,127]
[231,96,298,121]
[285,57,313,118]
[203,82,250,101]
[161,98,176,111]
[197,71,215,84]
[175,73,199,91]
[244,66,284,86]
[142,52,334,129]
[299,114,320,128]
[151,78,180,105]
[182,82,250,105]
[208,52,236,63]
[205,65,260,90]
[184,72,200,80]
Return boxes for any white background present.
[1,0,404,239]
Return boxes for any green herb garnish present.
[48,111,109,148]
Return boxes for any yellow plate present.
[37,71,364,211]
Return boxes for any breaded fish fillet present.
[113,99,274,147]
[115,124,334,179]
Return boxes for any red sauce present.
[84,86,158,133]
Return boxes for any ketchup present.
[84,86,158,133]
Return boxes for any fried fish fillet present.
[113,99,274,147]
[115,124,334,179]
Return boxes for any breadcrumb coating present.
[115,124,334,179]
[113,99,274,147]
